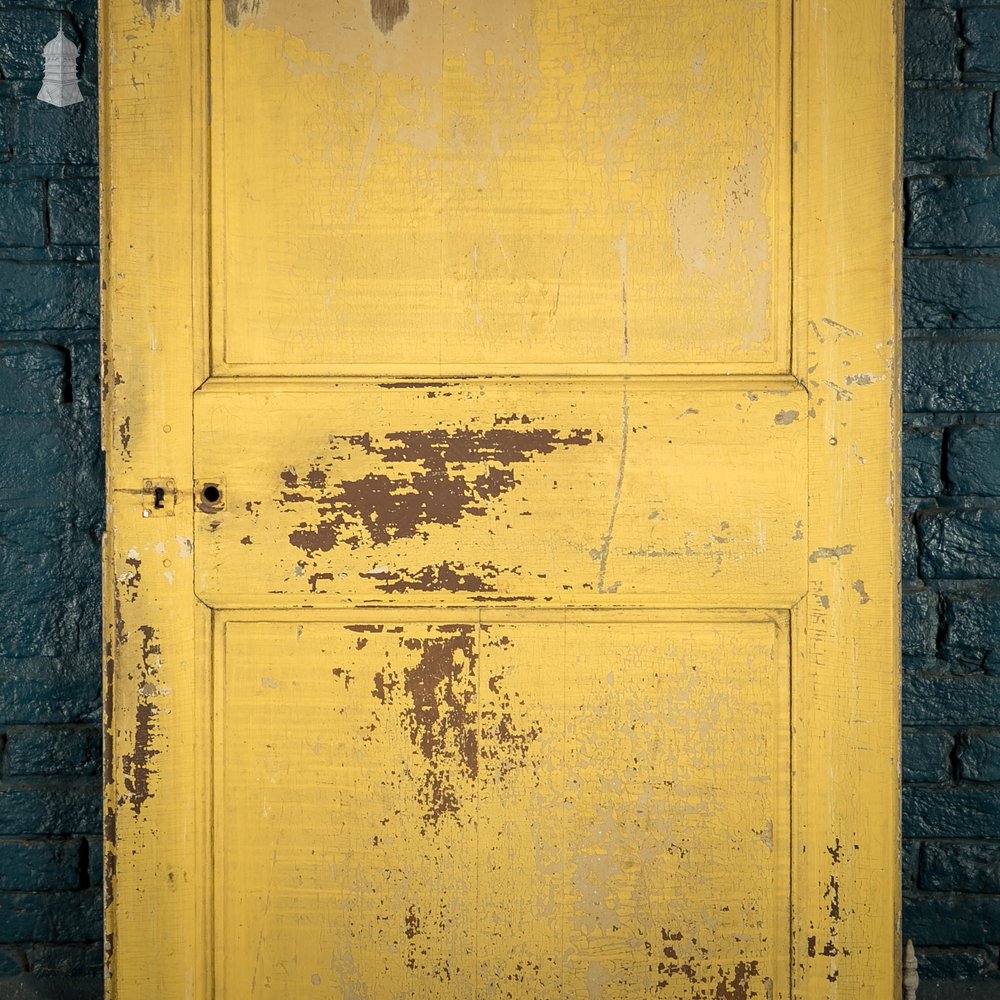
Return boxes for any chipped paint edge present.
[791,0,901,994]
[102,0,211,992]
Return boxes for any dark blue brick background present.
[0,0,996,996]
[0,1,102,997]
[905,0,1000,992]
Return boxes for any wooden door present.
[102,1,900,996]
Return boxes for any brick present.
[68,339,100,422]
[904,429,943,496]
[913,946,999,981]
[923,841,1000,892]
[0,262,98,331]
[964,6,1000,76]
[905,8,961,81]
[942,594,1000,672]
[0,418,75,506]
[10,96,97,168]
[84,837,99,891]
[904,894,1000,944]
[78,24,99,93]
[957,730,1000,780]
[904,675,1000,726]
[0,345,66,417]
[2,975,104,998]
[65,568,102,677]
[0,510,74,660]
[25,944,101,977]
[0,13,70,82]
[904,88,991,160]
[0,839,83,892]
[0,658,100,727]
[903,840,922,890]
[4,727,100,778]
[0,518,101,671]
[904,786,1000,836]
[903,589,938,656]
[904,1,958,13]
[12,13,96,86]
[0,181,43,248]
[0,888,100,943]
[919,506,1000,578]
[0,945,25,975]
[904,337,1000,411]
[904,258,1000,328]
[0,95,13,163]
[47,180,97,247]
[948,425,1000,495]
[904,500,922,582]
[904,729,955,782]
[910,176,1000,248]
[0,783,100,837]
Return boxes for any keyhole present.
[202,484,221,505]
[153,486,165,510]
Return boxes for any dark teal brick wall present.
[0,1,102,996]
[905,0,1000,987]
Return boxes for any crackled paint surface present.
[193,382,809,606]
[219,615,788,998]
[211,0,790,374]
[103,0,899,996]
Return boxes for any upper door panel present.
[212,0,791,374]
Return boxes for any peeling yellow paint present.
[211,0,791,373]
[669,141,774,349]
[193,382,808,606]
[136,0,180,27]
[104,0,899,996]
[217,613,790,997]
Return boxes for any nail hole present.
[202,484,221,504]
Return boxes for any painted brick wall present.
[904,0,1000,990]
[0,1,103,997]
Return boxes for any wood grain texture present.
[193,378,808,608]
[792,0,902,994]
[101,0,211,995]
[104,0,899,996]
[211,0,792,375]
[216,611,790,998]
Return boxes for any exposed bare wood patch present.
[223,0,261,28]
[370,0,410,34]
[280,424,594,554]
[136,0,180,26]
[360,560,510,594]
[367,625,540,832]
[645,928,763,996]
[120,625,161,815]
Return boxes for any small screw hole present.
[202,485,221,504]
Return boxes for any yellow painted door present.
[102,1,900,997]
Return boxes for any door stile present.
[101,0,211,994]
[791,0,901,994]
